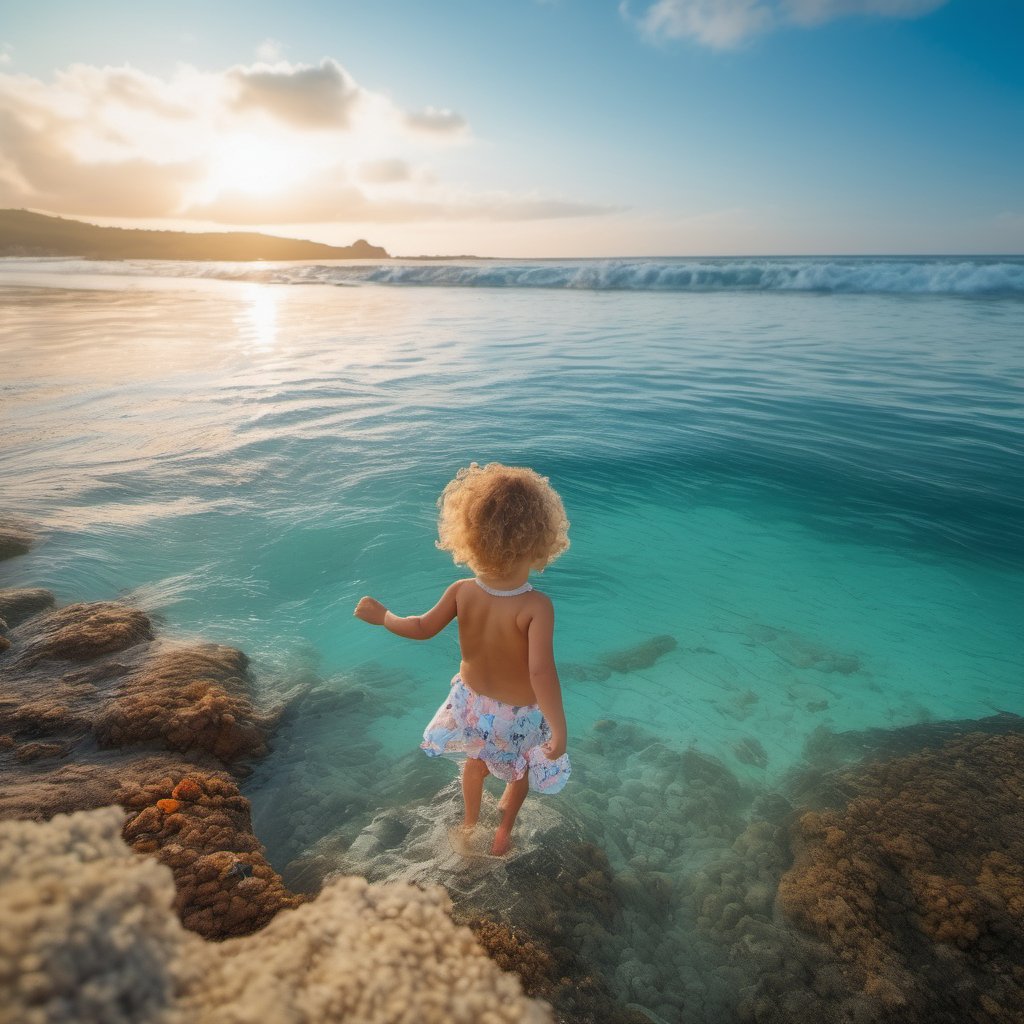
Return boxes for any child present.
[354,462,571,856]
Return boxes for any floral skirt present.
[421,676,570,794]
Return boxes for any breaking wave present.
[5,255,1024,295]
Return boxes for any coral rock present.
[94,645,270,761]
[778,731,1024,1020]
[0,807,553,1024]
[120,771,303,939]
[17,602,153,665]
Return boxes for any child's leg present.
[461,757,489,828]
[492,775,529,856]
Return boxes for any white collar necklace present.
[474,578,533,597]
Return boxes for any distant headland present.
[0,209,390,261]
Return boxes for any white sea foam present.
[3,255,1023,295]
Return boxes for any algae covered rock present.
[119,770,303,939]
[16,601,153,665]
[94,645,272,761]
[777,731,1024,1021]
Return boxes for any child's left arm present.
[527,595,568,760]
[354,581,460,640]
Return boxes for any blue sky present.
[1,0,1021,254]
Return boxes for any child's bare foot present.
[497,790,510,813]
[490,826,513,856]
[450,823,477,856]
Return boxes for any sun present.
[204,133,305,198]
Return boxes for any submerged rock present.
[733,736,769,769]
[600,634,678,674]
[777,731,1024,1021]
[0,587,55,627]
[0,520,34,561]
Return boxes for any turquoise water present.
[2,258,1023,1012]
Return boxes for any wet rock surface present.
[0,581,289,941]
[94,645,274,761]
[120,771,303,939]
[0,586,55,626]
[0,519,35,561]
[13,601,154,666]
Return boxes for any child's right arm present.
[354,581,461,640]
[527,595,567,760]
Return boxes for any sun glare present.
[206,134,304,198]
[239,284,278,350]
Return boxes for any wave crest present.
[208,257,1024,295]
[6,256,1024,295]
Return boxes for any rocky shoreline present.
[3,518,1023,1023]
[0,522,554,1023]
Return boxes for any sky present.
[0,0,1022,256]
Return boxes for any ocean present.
[2,255,1022,1020]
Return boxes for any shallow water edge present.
[4,523,1023,1023]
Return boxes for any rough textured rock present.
[777,731,1024,1021]
[13,601,153,666]
[0,592,282,940]
[94,645,272,761]
[119,770,303,939]
[0,807,553,1024]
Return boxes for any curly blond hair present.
[436,462,569,577]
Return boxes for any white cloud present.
[628,0,949,48]
[255,38,283,62]
[0,44,12,66]
[634,0,773,48]
[405,106,467,135]
[0,58,608,226]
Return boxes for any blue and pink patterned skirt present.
[421,675,571,794]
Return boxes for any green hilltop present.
[0,209,389,261]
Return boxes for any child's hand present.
[541,733,567,760]
[354,596,388,626]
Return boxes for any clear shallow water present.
[2,260,1023,1010]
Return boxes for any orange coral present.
[172,777,203,802]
